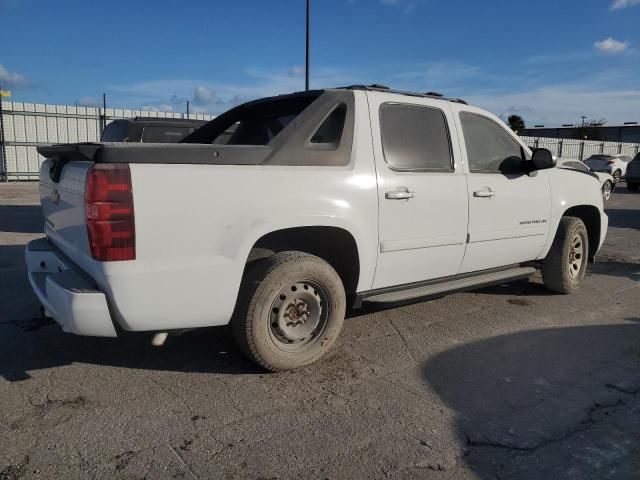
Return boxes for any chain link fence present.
[520,136,640,162]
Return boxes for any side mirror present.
[531,148,556,170]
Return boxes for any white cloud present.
[193,85,213,105]
[380,0,415,13]
[468,85,640,126]
[289,66,305,76]
[0,64,29,89]
[610,0,640,9]
[108,61,640,124]
[594,37,629,54]
[74,97,99,107]
[140,103,173,112]
[109,65,362,113]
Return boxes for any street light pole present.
[305,0,310,91]
[0,84,7,182]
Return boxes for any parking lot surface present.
[1,182,639,480]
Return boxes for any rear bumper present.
[25,238,117,337]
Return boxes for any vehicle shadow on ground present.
[0,205,43,234]
[611,184,638,195]
[424,323,640,479]
[590,260,640,281]
[0,323,264,382]
[604,209,640,229]
[472,278,548,297]
[0,241,263,382]
[1,298,419,382]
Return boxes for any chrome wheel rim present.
[602,182,612,201]
[268,281,329,352]
[568,233,584,279]
[613,171,621,182]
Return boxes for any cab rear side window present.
[310,103,347,147]
[379,103,453,172]
[101,121,130,142]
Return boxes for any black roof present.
[339,84,467,104]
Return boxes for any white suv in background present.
[557,158,614,201]
[584,154,632,183]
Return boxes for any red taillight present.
[85,163,135,261]
[606,160,615,165]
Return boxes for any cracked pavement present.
[1,182,639,479]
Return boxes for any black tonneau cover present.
[37,143,272,182]
[38,142,272,165]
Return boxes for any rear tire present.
[542,217,589,294]
[232,251,346,371]
[628,182,639,192]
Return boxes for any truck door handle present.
[473,189,495,198]
[385,188,415,200]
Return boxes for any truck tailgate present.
[39,158,93,263]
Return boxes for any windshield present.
[181,91,322,145]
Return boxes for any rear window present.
[379,103,452,171]
[141,126,195,143]
[182,92,321,145]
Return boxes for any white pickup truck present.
[26,85,608,371]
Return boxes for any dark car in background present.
[101,117,208,143]
[626,153,640,192]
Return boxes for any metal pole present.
[186,100,190,118]
[0,86,7,182]
[305,0,310,91]
[101,93,107,137]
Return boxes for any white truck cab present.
[26,85,608,370]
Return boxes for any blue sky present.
[1,0,639,126]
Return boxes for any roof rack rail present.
[339,84,467,104]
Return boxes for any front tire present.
[542,217,589,294]
[232,251,346,371]
[601,180,613,202]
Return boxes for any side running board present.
[363,267,537,304]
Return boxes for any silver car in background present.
[584,154,632,183]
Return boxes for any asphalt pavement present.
[1,182,639,480]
